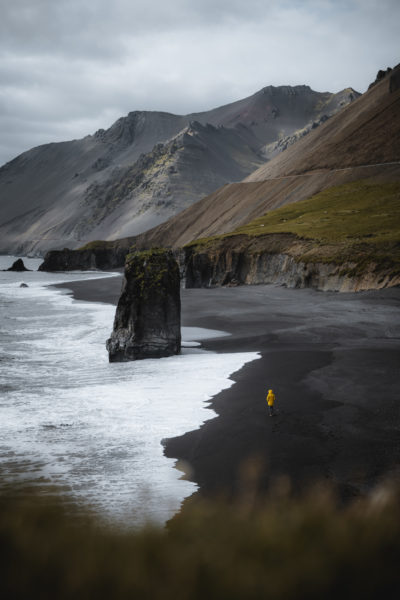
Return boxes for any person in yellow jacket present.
[267,389,275,416]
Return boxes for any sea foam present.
[0,257,259,526]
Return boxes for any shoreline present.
[55,277,400,502]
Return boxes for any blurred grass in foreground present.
[1,482,400,599]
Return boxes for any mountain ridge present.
[130,66,400,250]
[0,84,358,254]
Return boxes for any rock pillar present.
[106,249,181,361]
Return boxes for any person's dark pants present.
[269,405,274,416]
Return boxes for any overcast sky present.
[0,0,399,166]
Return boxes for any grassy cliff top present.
[188,181,400,248]
[231,180,400,245]
[185,180,400,275]
[125,247,170,264]
[78,237,136,251]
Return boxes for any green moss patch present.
[125,246,167,265]
[78,240,115,251]
[125,247,178,299]
[78,236,136,252]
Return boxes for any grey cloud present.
[1,0,399,166]
[1,0,271,58]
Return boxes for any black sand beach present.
[57,277,400,501]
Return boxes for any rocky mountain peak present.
[261,84,312,97]
[368,63,400,90]
[104,113,141,146]
[0,79,361,254]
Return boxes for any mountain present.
[0,85,357,254]
[132,64,400,250]
[72,121,265,242]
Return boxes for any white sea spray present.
[0,256,259,526]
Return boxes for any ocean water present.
[0,256,259,527]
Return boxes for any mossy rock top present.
[124,248,179,297]
[125,247,172,265]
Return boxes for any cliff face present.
[175,175,400,294]
[184,246,399,292]
[38,242,133,271]
[106,249,181,361]
[183,226,400,293]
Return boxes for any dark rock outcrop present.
[368,63,400,90]
[38,245,129,271]
[6,258,30,271]
[183,232,400,293]
[20,283,29,287]
[184,247,398,292]
[368,67,392,89]
[389,63,400,93]
[106,249,181,361]
[262,114,331,161]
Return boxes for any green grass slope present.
[233,180,400,244]
[188,180,400,277]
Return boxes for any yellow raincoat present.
[267,390,275,406]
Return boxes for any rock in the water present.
[106,248,181,361]
[7,258,30,271]
[20,283,29,287]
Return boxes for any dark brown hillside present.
[246,64,400,179]
[135,163,400,250]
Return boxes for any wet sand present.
[56,277,400,500]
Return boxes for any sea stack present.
[106,248,181,361]
[7,258,30,271]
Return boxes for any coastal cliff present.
[184,239,399,292]
[38,239,134,271]
[106,249,181,361]
[39,180,400,293]
[183,180,400,293]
